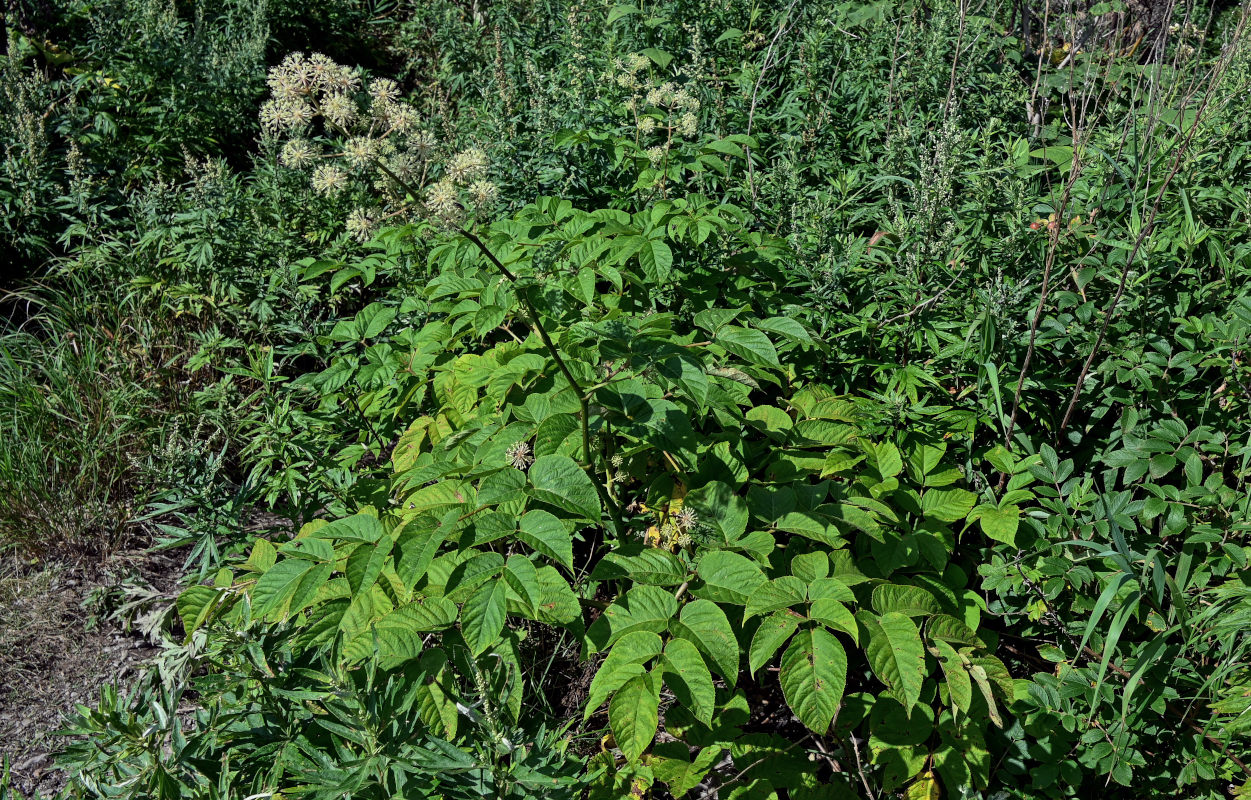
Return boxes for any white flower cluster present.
[260,52,498,238]
[418,146,498,225]
[610,53,704,170]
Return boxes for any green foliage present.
[3,0,1251,798]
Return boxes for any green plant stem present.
[368,157,624,534]
[456,227,625,535]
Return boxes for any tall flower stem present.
[369,158,623,534]
[457,226,625,535]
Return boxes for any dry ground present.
[0,550,184,798]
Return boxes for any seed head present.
[506,441,534,470]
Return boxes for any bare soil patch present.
[0,550,184,798]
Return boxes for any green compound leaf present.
[609,672,661,763]
[638,238,673,282]
[919,488,977,523]
[749,611,799,675]
[969,503,1019,546]
[779,627,847,734]
[516,509,574,569]
[585,631,663,719]
[932,639,972,714]
[744,576,807,620]
[871,584,942,618]
[502,554,541,615]
[461,577,508,656]
[346,537,393,595]
[859,610,926,713]
[600,585,680,647]
[253,559,330,621]
[695,550,765,605]
[716,325,780,368]
[528,454,602,522]
[661,637,716,725]
[669,598,740,685]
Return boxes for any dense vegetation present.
[2,0,1251,797]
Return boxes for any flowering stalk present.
[364,154,623,533]
[457,225,626,535]
[262,52,625,533]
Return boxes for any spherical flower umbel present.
[279,138,317,169]
[409,130,437,156]
[345,207,378,242]
[674,507,699,532]
[321,92,358,127]
[646,145,667,166]
[637,116,656,135]
[626,53,649,74]
[259,99,314,133]
[506,441,534,470]
[369,78,400,104]
[388,103,419,135]
[468,179,498,207]
[341,136,379,170]
[677,111,698,137]
[426,179,460,219]
[673,88,699,112]
[447,147,489,183]
[311,164,348,196]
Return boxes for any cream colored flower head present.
[369,78,400,104]
[426,179,460,220]
[409,130,437,156]
[345,207,378,242]
[447,147,489,183]
[279,138,317,169]
[677,112,698,137]
[469,179,498,208]
[342,136,379,170]
[321,92,358,128]
[311,164,348,196]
